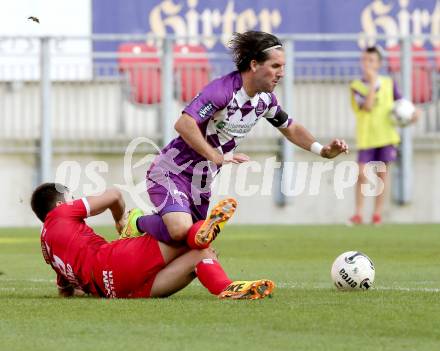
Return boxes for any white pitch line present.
[0,287,49,291]
[375,286,440,293]
[1,279,439,293]
[273,282,440,292]
[0,278,54,283]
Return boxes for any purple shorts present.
[358,145,398,163]
[146,168,210,222]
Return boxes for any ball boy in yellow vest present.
[349,46,419,225]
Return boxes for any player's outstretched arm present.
[279,123,315,151]
[86,188,125,233]
[279,123,348,159]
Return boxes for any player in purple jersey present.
[122,31,348,248]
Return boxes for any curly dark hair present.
[228,31,283,72]
[31,183,68,222]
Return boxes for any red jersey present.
[40,198,166,298]
[41,198,107,294]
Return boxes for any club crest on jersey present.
[256,99,266,115]
[198,102,215,119]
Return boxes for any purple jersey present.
[151,71,292,180]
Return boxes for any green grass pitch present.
[0,224,439,351]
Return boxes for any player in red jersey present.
[31,183,274,299]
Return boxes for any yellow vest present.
[350,76,400,149]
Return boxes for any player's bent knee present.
[186,248,218,266]
[167,223,191,241]
[200,247,218,260]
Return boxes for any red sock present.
[195,259,232,295]
[186,220,209,249]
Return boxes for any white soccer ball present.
[331,251,375,290]
[392,98,415,127]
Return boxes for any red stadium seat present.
[386,44,432,104]
[433,45,440,71]
[117,43,211,104]
[117,43,161,104]
[173,44,210,102]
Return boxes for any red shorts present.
[92,235,165,298]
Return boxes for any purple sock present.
[136,214,182,246]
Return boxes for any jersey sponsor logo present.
[102,270,117,298]
[221,119,258,136]
[216,121,226,129]
[198,101,215,119]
